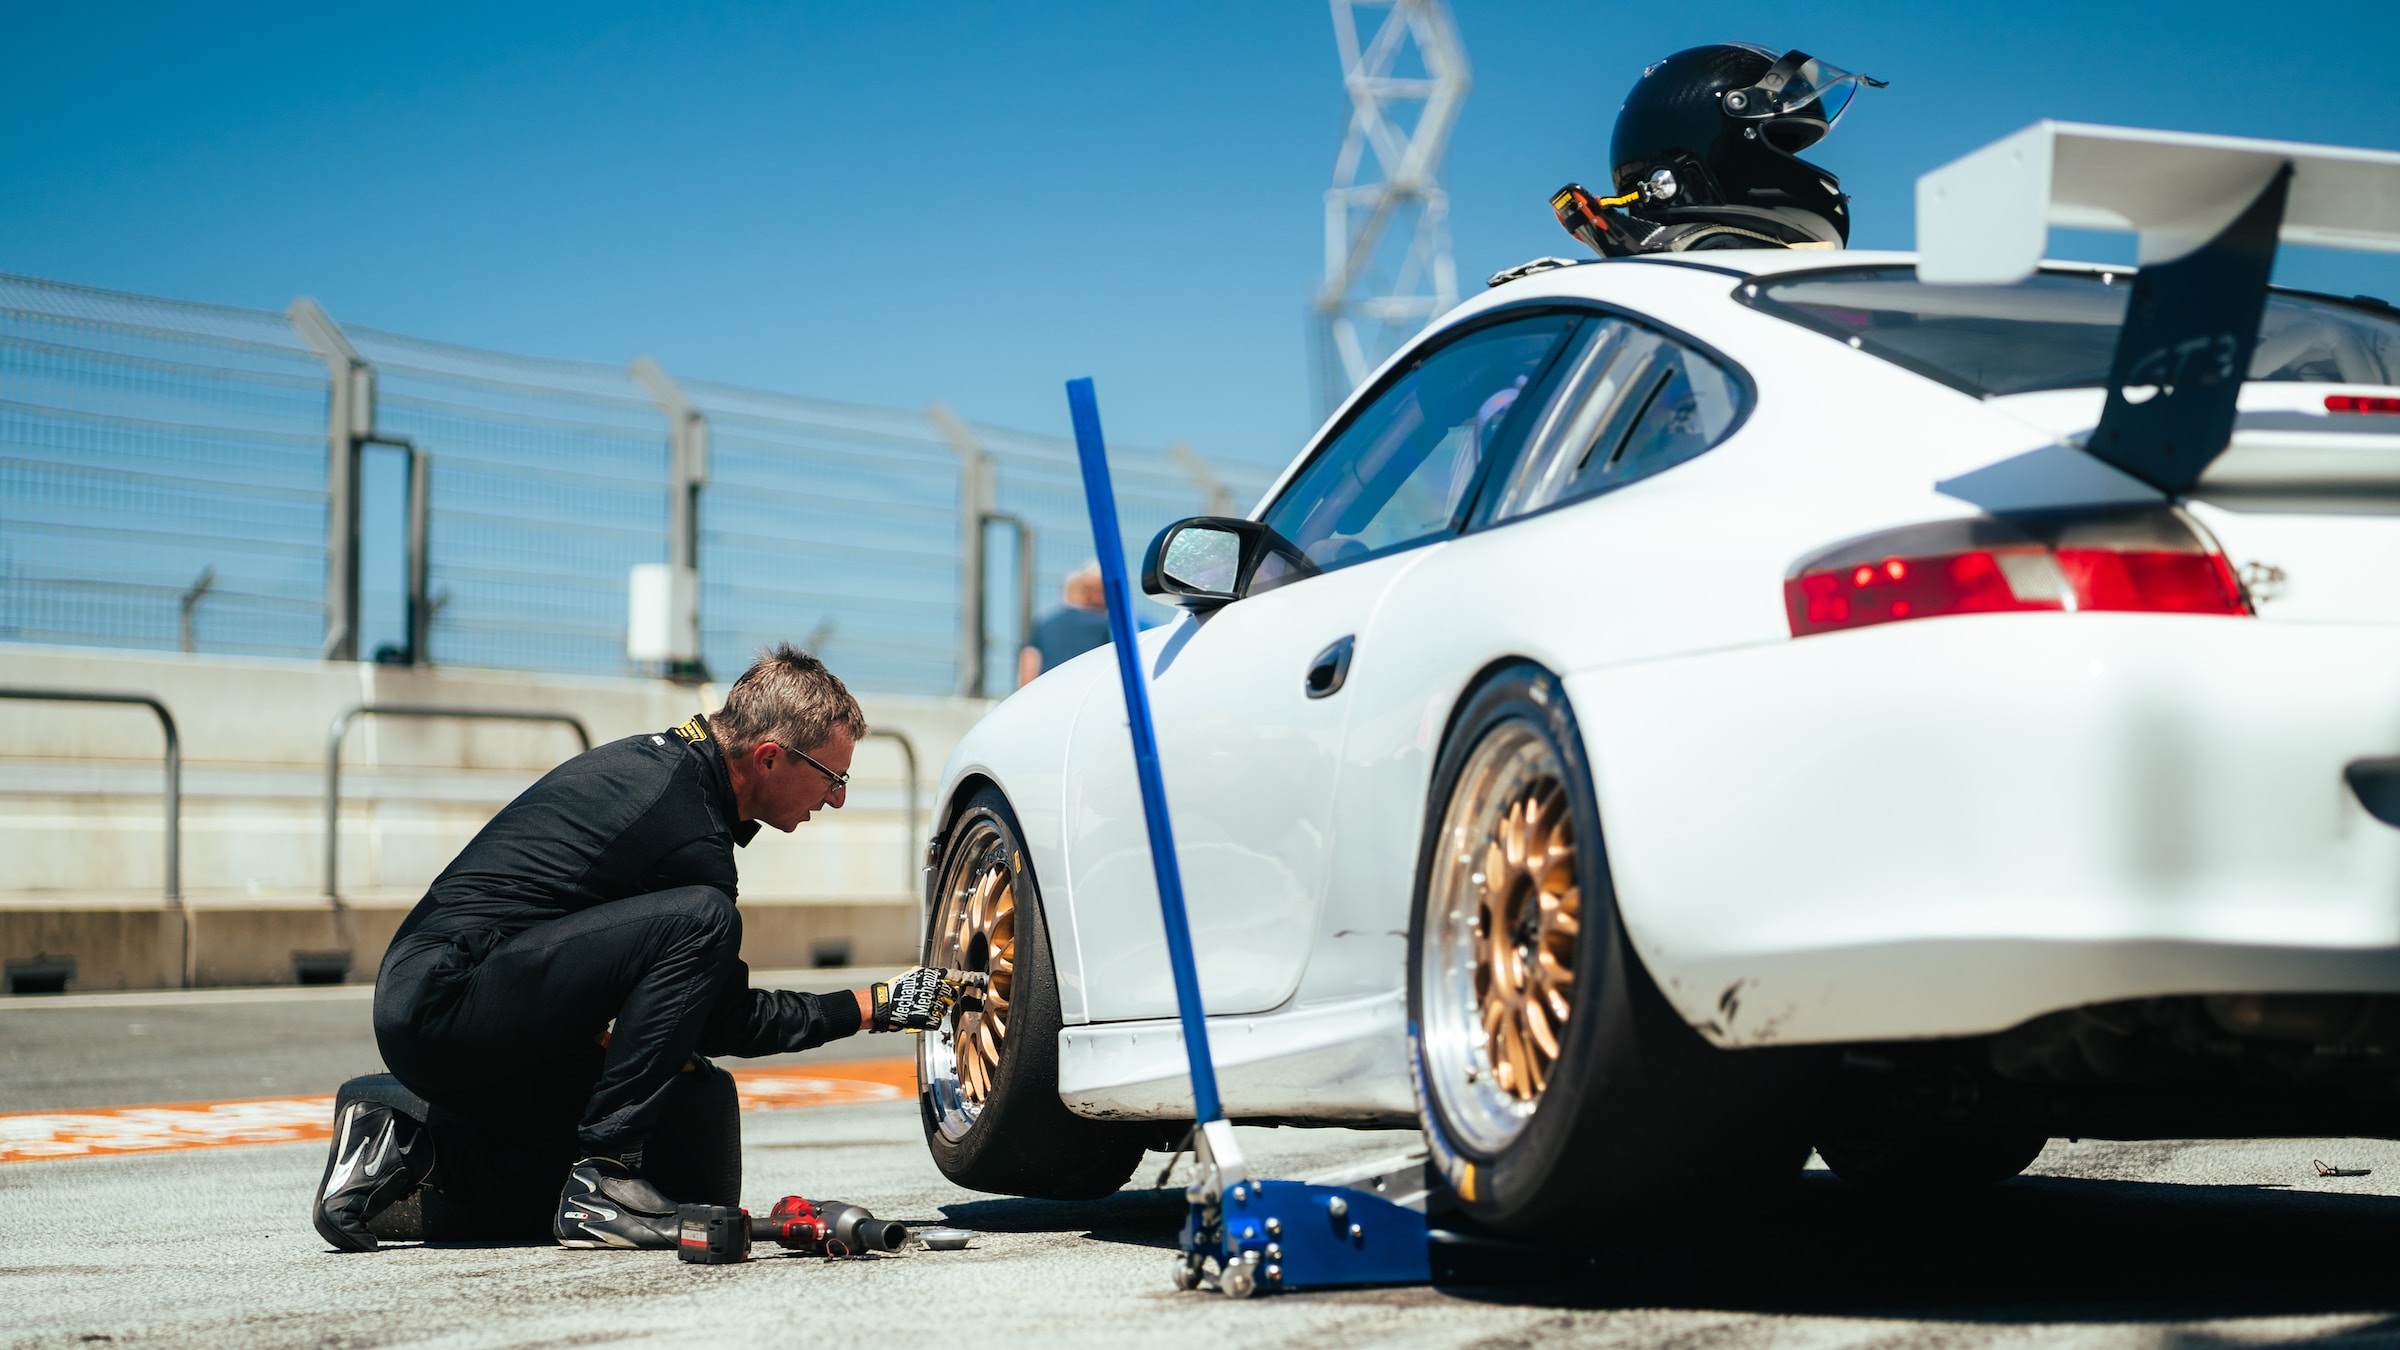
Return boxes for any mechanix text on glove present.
[869,967,987,1033]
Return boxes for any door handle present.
[1304,636,1355,699]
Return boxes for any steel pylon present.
[1311,0,1471,421]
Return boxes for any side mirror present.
[1140,517,1318,610]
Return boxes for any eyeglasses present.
[771,743,850,792]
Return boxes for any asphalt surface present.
[11,985,2400,1347]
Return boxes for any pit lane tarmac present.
[10,984,2400,1349]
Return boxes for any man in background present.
[1017,561,1113,687]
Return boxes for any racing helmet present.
[1608,44,1883,246]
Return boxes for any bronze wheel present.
[1475,778,1580,1103]
[1421,722,1578,1153]
[1408,665,1825,1233]
[919,786,1146,1198]
[927,824,1016,1124]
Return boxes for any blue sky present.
[4,0,2396,469]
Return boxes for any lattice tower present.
[1311,0,1472,421]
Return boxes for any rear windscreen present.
[1745,265,2400,397]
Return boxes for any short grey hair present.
[711,643,867,756]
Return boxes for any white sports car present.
[913,124,2400,1229]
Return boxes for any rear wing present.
[1918,121,2400,285]
[1915,122,2400,495]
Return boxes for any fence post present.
[982,512,1036,686]
[289,298,372,663]
[927,402,993,698]
[629,356,708,674]
[406,445,432,664]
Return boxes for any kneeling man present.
[314,644,965,1250]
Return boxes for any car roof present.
[1606,247,1923,278]
[1539,249,2143,283]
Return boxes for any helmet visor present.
[1723,51,1884,130]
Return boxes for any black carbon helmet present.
[1609,44,1882,247]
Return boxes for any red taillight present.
[2053,548,2244,613]
[1790,548,2041,633]
[2327,394,2400,415]
[1786,513,2248,637]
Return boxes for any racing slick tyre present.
[1814,1127,2048,1194]
[1407,664,1827,1234]
[920,785,1147,1200]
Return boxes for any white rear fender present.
[1577,613,2400,1047]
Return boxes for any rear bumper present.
[1569,614,2400,1046]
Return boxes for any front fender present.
[930,646,1114,1023]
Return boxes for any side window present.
[1257,315,1580,583]
[1486,319,1744,522]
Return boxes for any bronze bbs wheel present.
[1408,665,1822,1233]
[1422,722,1578,1151]
[920,786,1145,1199]
[926,823,1016,1113]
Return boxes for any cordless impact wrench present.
[677,1196,911,1264]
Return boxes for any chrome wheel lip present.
[1420,723,1576,1157]
[922,816,1013,1144]
[920,1014,975,1142]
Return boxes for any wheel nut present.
[1264,1217,1281,1237]
[1348,1223,1364,1240]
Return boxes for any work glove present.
[869,967,986,1033]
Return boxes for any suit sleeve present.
[699,963,865,1057]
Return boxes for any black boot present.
[313,1100,436,1252]
[553,1156,681,1249]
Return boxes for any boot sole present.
[314,1205,379,1254]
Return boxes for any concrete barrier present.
[0,642,988,992]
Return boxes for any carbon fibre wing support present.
[2084,165,2289,494]
[1917,121,2400,496]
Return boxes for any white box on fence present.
[627,564,698,662]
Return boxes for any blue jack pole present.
[1065,378,1429,1299]
[1064,377,1223,1128]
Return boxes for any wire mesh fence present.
[0,271,1279,695]
[0,274,330,657]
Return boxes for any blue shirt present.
[1029,605,1113,672]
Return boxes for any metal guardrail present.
[324,705,593,916]
[322,711,914,932]
[0,688,188,987]
[1,689,182,902]
[863,728,920,892]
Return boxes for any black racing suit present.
[373,714,860,1202]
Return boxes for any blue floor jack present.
[1067,379,1433,1299]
